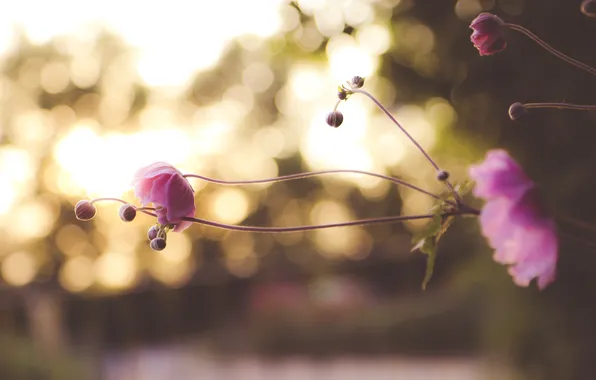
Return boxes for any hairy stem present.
[506,23,596,77]
[347,88,463,204]
[184,169,448,203]
[524,102,596,111]
[183,209,478,234]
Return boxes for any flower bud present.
[119,204,137,222]
[351,76,365,88]
[147,225,160,241]
[582,0,596,17]
[337,89,348,100]
[150,237,167,251]
[326,111,344,128]
[508,102,527,121]
[75,200,97,221]
[469,13,507,56]
[437,170,450,181]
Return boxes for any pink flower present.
[469,150,558,289]
[132,162,196,232]
[470,13,507,56]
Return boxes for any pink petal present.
[132,162,179,185]
[469,150,533,201]
[150,174,172,208]
[479,198,515,254]
[132,162,180,206]
[133,176,157,206]
[507,220,558,287]
[164,172,195,224]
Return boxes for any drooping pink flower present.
[468,150,533,201]
[132,162,196,232]
[469,150,558,289]
[470,13,507,56]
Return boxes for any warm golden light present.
[94,251,137,290]
[1,251,37,286]
[210,188,251,225]
[59,256,94,292]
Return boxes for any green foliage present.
[411,192,459,289]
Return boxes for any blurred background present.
[0,0,595,379]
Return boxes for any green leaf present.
[411,206,457,290]
[421,240,437,290]
[411,237,437,290]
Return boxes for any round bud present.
[326,111,344,128]
[581,0,596,17]
[351,76,365,88]
[337,89,347,100]
[74,200,97,221]
[508,102,528,121]
[119,204,137,222]
[147,225,160,241]
[437,170,450,181]
[150,237,167,251]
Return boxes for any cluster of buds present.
[75,200,170,251]
[326,76,365,128]
[75,162,196,251]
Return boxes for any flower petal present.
[469,150,533,201]
[165,172,195,224]
[471,149,558,289]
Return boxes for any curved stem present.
[348,88,463,204]
[349,89,440,170]
[557,216,596,234]
[333,99,341,111]
[524,102,596,111]
[506,23,596,77]
[89,197,128,205]
[561,232,596,251]
[183,209,478,233]
[89,198,157,218]
[184,169,447,203]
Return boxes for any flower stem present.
[524,102,596,111]
[89,198,157,217]
[506,23,596,77]
[347,88,463,204]
[184,169,448,203]
[183,209,478,234]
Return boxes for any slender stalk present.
[89,198,158,218]
[348,88,463,204]
[506,23,596,77]
[524,103,596,111]
[350,89,440,170]
[560,232,596,251]
[557,216,596,234]
[184,169,447,203]
[89,197,128,205]
[183,209,478,234]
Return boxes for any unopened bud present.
[351,76,365,88]
[508,102,528,121]
[150,237,167,251]
[75,200,96,221]
[437,170,450,181]
[147,225,160,241]
[326,111,344,128]
[582,0,596,17]
[119,204,137,222]
[337,89,347,100]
